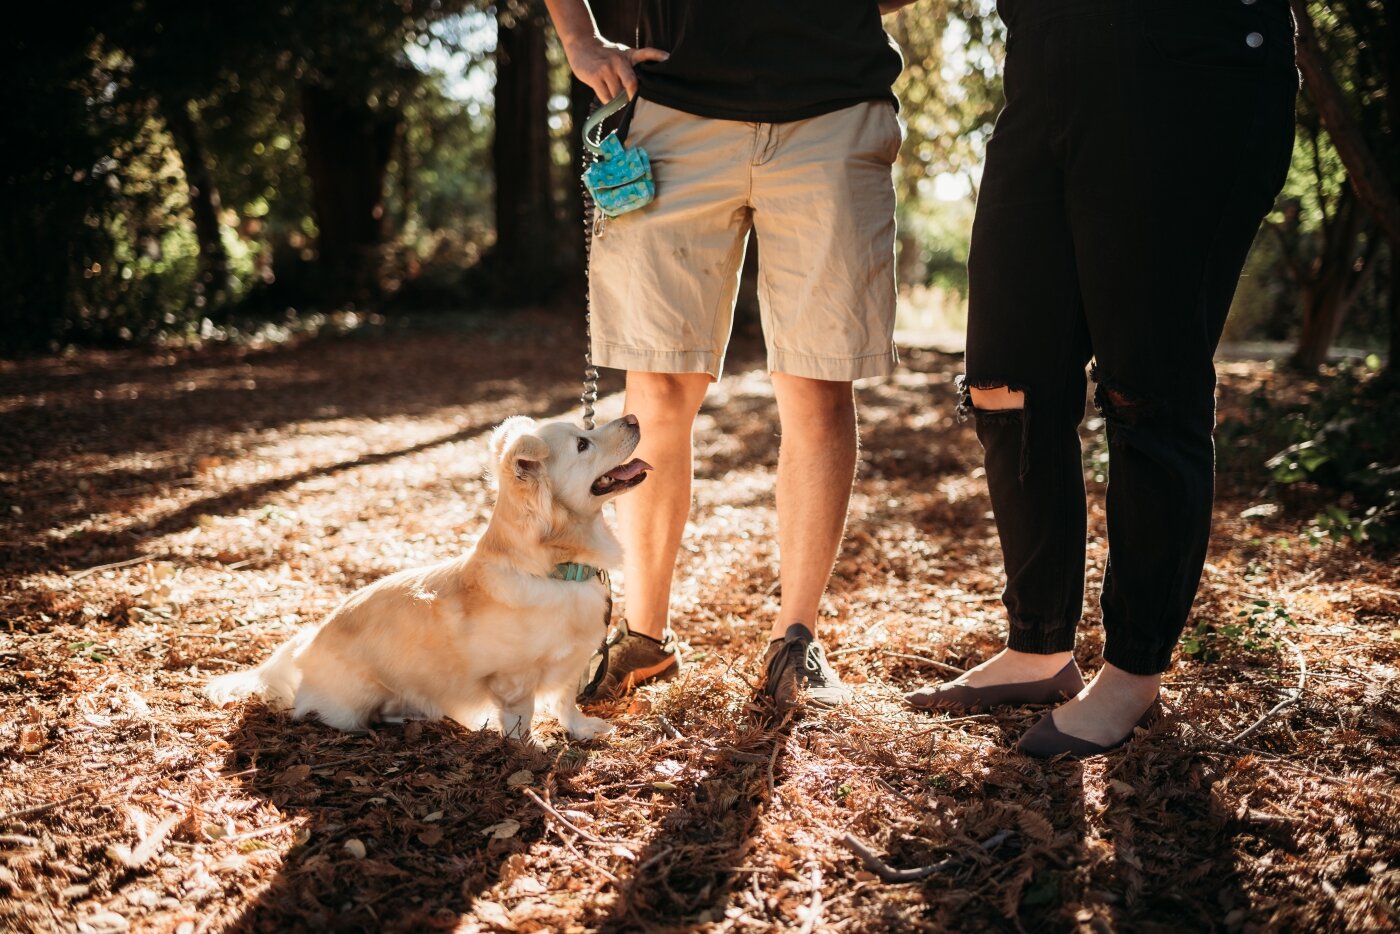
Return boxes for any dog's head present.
[490,415,650,521]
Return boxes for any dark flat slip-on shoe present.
[1015,696,1163,759]
[903,659,1085,713]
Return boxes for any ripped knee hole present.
[968,385,1026,411]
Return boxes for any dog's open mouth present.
[591,459,652,496]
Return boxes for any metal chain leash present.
[578,97,615,682]
[580,100,602,431]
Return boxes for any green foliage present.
[1263,361,1400,545]
[1,0,484,353]
[1224,0,1393,354]
[884,0,999,297]
[1082,417,1110,485]
[1180,600,1298,662]
[885,1,1003,204]
[68,641,111,664]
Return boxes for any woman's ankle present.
[1080,663,1161,706]
[963,648,1074,686]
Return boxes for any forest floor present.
[1,309,1397,933]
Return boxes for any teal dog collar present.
[552,562,603,582]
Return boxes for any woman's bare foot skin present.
[1047,663,1162,746]
[957,648,1074,688]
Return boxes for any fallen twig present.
[881,651,966,677]
[1232,636,1307,744]
[223,819,304,844]
[766,736,783,802]
[70,554,155,580]
[795,862,823,934]
[557,825,620,885]
[0,791,93,825]
[656,715,684,740]
[839,829,1013,884]
[521,787,604,845]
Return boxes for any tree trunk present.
[1292,189,1368,371]
[1389,245,1400,371]
[164,100,230,309]
[1291,0,1400,373]
[1291,0,1400,249]
[300,82,401,304]
[492,0,558,301]
[1294,273,1357,372]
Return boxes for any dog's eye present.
[577,437,590,453]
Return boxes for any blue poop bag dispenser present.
[582,92,655,220]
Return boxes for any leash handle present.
[582,92,630,157]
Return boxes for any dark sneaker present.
[759,623,851,715]
[577,619,682,702]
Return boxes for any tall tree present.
[1271,104,1379,372]
[491,0,559,300]
[300,81,404,302]
[1289,0,1398,371]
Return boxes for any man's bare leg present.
[769,373,858,640]
[615,371,711,639]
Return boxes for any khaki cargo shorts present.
[589,98,901,382]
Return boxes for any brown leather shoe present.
[1015,697,1163,759]
[904,659,1085,713]
[576,619,682,702]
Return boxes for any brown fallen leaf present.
[281,764,312,783]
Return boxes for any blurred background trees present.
[0,0,1393,374]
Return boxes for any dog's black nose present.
[622,414,639,426]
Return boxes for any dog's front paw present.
[566,716,614,741]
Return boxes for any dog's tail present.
[205,628,315,709]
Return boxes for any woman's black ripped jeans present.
[963,0,1297,676]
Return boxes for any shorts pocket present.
[874,102,902,165]
[1141,1,1288,71]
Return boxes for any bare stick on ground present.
[839,830,1014,884]
[0,792,94,826]
[1232,636,1308,744]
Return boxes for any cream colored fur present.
[206,415,647,746]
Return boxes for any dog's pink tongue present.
[606,458,653,481]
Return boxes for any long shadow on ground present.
[589,727,775,929]
[223,707,556,932]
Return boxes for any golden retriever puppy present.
[206,414,651,746]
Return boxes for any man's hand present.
[565,36,669,102]
[544,0,668,102]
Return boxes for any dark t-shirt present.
[632,2,904,123]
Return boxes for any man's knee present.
[626,371,710,414]
[773,373,856,430]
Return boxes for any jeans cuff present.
[1006,622,1077,655]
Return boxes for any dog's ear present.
[490,416,537,462]
[507,432,551,482]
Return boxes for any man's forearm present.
[544,0,601,53]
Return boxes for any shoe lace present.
[768,638,827,685]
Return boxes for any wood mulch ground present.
[1,309,1396,932]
